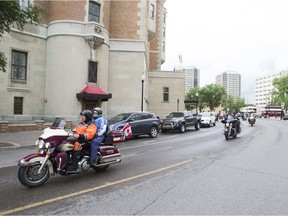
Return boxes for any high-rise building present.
[183,67,200,92]
[216,70,241,98]
[255,70,288,106]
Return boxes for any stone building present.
[0,0,185,123]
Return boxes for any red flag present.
[122,122,132,140]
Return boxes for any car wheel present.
[179,123,186,133]
[149,126,158,138]
[195,122,200,130]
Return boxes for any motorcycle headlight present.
[37,140,45,149]
[45,142,51,148]
[226,123,230,127]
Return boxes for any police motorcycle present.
[221,116,241,140]
[248,114,256,126]
[18,117,123,188]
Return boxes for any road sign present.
[281,102,285,109]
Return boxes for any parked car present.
[108,111,160,138]
[283,113,288,120]
[161,111,201,133]
[199,112,216,127]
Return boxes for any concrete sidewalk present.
[0,130,44,168]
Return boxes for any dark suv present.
[161,111,201,133]
[108,111,160,138]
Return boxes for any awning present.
[76,85,112,101]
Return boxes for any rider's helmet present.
[93,107,103,115]
[80,110,93,122]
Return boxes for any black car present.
[108,111,160,138]
[161,111,201,133]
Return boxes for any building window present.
[14,97,23,114]
[163,13,166,23]
[11,50,27,80]
[88,60,97,83]
[150,4,155,19]
[89,1,100,22]
[162,42,165,51]
[162,27,165,37]
[163,87,169,102]
[19,0,30,11]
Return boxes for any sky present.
[161,0,288,104]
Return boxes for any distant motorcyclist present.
[248,113,256,125]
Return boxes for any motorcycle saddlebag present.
[99,145,121,163]
[104,130,124,145]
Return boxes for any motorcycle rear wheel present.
[18,164,50,188]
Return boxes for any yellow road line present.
[1,159,192,215]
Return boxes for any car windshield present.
[168,112,184,118]
[200,113,210,117]
[109,113,132,123]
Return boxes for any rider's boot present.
[69,150,81,172]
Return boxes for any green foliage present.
[272,75,288,108]
[185,84,226,112]
[199,84,226,111]
[186,84,248,113]
[0,0,42,72]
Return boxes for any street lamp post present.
[141,74,145,111]
[195,92,199,114]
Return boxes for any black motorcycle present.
[221,119,241,140]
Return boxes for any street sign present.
[281,102,285,109]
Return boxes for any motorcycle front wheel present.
[224,132,229,140]
[18,164,50,188]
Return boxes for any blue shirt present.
[92,114,108,136]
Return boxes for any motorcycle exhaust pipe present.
[93,159,121,167]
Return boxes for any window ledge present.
[7,87,31,93]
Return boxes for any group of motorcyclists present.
[69,107,108,172]
[72,108,257,170]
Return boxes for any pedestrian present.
[89,107,108,165]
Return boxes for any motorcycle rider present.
[226,112,241,133]
[70,110,97,171]
[89,107,108,165]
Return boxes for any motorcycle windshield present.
[51,117,67,129]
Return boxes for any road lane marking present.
[253,130,261,137]
[0,159,192,215]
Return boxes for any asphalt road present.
[1,118,288,215]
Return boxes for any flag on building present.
[179,53,182,63]
[122,122,132,140]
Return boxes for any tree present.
[200,84,226,111]
[0,0,42,72]
[272,75,288,109]
[185,87,201,112]
[185,84,226,112]
[222,95,246,113]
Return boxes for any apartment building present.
[216,70,241,98]
[0,0,185,122]
[183,66,200,92]
[255,70,288,106]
